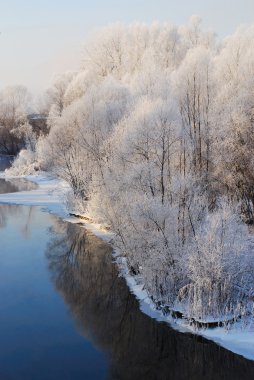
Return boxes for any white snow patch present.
[199,326,254,361]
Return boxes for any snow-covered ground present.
[0,172,254,361]
[0,174,68,218]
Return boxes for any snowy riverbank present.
[0,172,254,361]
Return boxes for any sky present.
[0,0,253,95]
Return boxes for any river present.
[0,178,254,380]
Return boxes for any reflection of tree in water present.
[0,179,20,195]
[0,204,35,239]
[0,178,38,195]
[46,221,254,380]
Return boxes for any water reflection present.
[0,178,38,194]
[46,221,254,380]
[0,204,108,380]
[0,203,36,234]
[0,179,38,230]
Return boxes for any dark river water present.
[0,178,254,380]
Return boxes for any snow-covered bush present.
[5,149,37,176]
[179,201,254,320]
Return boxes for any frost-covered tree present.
[212,25,254,221]
[11,19,254,323]
[47,72,76,120]
[0,85,31,155]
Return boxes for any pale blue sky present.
[0,0,253,94]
